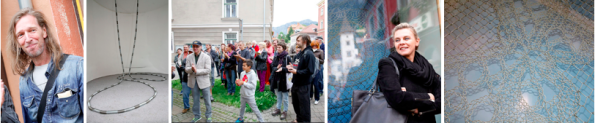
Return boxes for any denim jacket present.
[19,54,84,123]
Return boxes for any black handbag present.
[350,58,407,123]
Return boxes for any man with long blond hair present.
[6,8,83,123]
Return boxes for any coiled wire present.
[88,0,166,114]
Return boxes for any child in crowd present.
[235,60,265,122]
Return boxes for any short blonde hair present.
[391,23,419,50]
[258,42,266,49]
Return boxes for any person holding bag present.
[223,44,239,96]
[269,41,292,120]
[351,23,441,123]
[380,23,441,122]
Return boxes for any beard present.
[24,42,44,58]
[296,42,305,49]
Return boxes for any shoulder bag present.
[350,58,407,123]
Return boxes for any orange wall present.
[1,0,83,122]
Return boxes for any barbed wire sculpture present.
[88,0,166,114]
[444,0,594,122]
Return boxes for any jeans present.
[192,84,212,119]
[275,89,289,112]
[181,82,191,109]
[216,62,221,75]
[239,97,264,122]
[319,66,324,92]
[292,85,311,122]
[226,69,236,93]
[310,65,323,101]
[210,66,215,87]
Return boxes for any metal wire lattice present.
[444,0,594,122]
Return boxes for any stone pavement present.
[171,89,325,122]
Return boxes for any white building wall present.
[172,0,273,48]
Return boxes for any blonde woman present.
[255,42,269,92]
[377,23,441,122]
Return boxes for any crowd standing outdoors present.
[172,35,325,122]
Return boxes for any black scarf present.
[388,51,439,87]
[273,51,289,85]
[276,51,288,63]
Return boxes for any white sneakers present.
[314,101,319,105]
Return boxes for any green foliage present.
[285,28,294,43]
[278,32,285,40]
[172,78,277,113]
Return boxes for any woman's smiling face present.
[393,28,419,58]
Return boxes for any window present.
[369,17,375,31]
[224,0,237,18]
[377,4,385,25]
[377,4,386,34]
[346,39,351,46]
[320,20,324,29]
[347,51,352,57]
[320,7,324,16]
[224,32,237,44]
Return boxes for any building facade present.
[172,0,274,50]
[290,24,319,45]
[317,0,325,37]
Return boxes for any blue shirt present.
[19,54,84,123]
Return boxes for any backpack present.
[309,50,319,82]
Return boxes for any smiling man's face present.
[15,15,47,57]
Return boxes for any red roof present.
[300,24,319,33]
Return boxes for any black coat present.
[377,52,441,123]
[206,49,219,68]
[255,50,268,71]
[237,49,252,70]
[291,46,317,86]
[270,54,292,92]
[174,54,189,83]
[223,52,238,71]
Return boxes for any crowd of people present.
[173,35,325,122]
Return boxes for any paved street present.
[171,88,325,122]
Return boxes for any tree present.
[285,27,294,43]
[278,32,285,41]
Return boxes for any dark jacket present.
[255,50,268,71]
[237,48,252,70]
[2,85,20,123]
[175,54,189,83]
[377,52,441,123]
[270,52,291,92]
[291,46,317,86]
[313,49,324,65]
[206,49,219,68]
[224,51,238,71]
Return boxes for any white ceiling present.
[94,0,167,13]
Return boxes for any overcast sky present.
[272,0,321,27]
